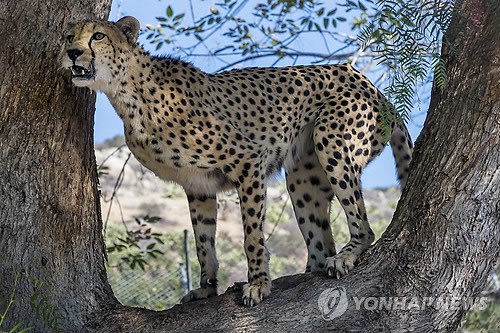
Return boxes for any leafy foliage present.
[26,275,62,333]
[432,55,447,90]
[107,215,165,271]
[0,272,62,333]
[144,0,373,69]
[106,230,195,310]
[0,272,32,333]
[353,0,455,118]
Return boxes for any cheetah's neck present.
[104,46,207,116]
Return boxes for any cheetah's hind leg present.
[312,120,375,279]
[286,147,336,273]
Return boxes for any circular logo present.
[318,286,348,320]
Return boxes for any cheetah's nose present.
[67,49,83,61]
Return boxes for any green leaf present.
[9,322,23,333]
[358,1,367,11]
[327,8,337,16]
[432,55,447,91]
[34,296,48,320]
[166,6,173,18]
[16,327,33,333]
[173,13,185,21]
[145,215,161,223]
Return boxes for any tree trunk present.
[1,0,499,332]
[0,1,113,332]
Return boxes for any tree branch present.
[93,264,384,333]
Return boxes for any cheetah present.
[61,16,413,307]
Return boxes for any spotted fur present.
[61,16,413,307]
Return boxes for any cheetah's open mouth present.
[71,64,95,80]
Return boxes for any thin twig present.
[97,144,127,171]
[103,153,132,239]
[266,190,290,242]
[216,51,373,72]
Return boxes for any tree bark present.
[0,1,113,332]
[1,0,499,332]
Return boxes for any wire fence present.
[108,263,200,310]
[106,229,201,310]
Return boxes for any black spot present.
[304,162,315,170]
[248,208,256,216]
[309,176,320,185]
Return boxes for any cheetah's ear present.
[115,16,140,44]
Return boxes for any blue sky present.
[94,0,427,188]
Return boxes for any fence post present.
[183,229,192,292]
[179,263,188,295]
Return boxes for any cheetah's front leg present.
[180,194,219,303]
[236,174,271,307]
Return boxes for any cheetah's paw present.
[180,286,217,303]
[242,277,271,307]
[325,252,358,279]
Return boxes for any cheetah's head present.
[61,16,139,90]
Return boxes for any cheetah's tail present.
[389,123,413,190]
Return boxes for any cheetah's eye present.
[92,32,106,41]
[66,35,74,43]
